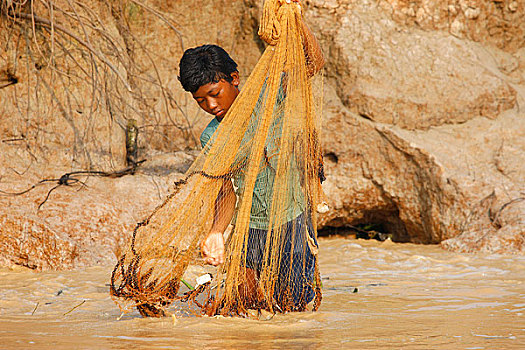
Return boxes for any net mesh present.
[110,0,325,318]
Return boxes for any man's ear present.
[230,71,240,87]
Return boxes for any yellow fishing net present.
[110,0,325,317]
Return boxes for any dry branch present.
[9,10,132,91]
[1,0,200,175]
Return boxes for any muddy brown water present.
[1,237,523,349]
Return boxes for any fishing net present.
[110,0,325,318]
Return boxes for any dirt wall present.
[0,0,523,269]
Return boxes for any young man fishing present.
[178,0,325,311]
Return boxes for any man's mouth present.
[214,109,225,117]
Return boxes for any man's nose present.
[207,98,218,110]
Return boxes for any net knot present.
[258,0,301,46]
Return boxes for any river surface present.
[1,237,523,349]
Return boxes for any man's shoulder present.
[200,117,220,148]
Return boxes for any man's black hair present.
[178,44,238,93]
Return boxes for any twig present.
[37,183,62,210]
[489,197,525,228]
[0,160,147,210]
[0,184,37,196]
[9,11,132,91]
[8,160,33,176]
[0,80,18,89]
[21,27,86,159]
[31,301,39,315]
[36,161,147,209]
[2,137,25,142]
[63,300,85,316]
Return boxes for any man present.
[178,3,324,311]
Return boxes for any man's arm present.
[201,178,236,266]
[298,7,325,76]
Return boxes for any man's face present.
[192,72,240,120]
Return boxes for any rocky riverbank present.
[0,0,523,270]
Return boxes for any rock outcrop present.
[381,0,525,54]
[305,0,524,252]
[321,3,517,130]
[0,153,193,270]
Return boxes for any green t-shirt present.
[200,84,304,230]
[200,117,220,150]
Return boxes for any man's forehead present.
[193,81,220,98]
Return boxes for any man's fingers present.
[203,249,223,266]
[201,232,225,265]
[205,256,221,266]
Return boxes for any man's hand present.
[292,0,324,76]
[201,231,225,266]
[288,0,302,12]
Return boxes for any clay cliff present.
[0,0,523,270]
[300,0,524,252]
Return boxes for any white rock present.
[196,273,212,286]
[465,7,480,19]
[450,17,465,38]
[317,202,329,214]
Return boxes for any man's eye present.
[212,91,220,97]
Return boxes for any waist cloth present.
[242,212,318,308]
